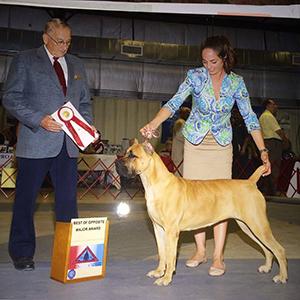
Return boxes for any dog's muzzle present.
[115,159,137,178]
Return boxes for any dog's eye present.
[128,151,137,159]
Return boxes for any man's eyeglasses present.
[46,32,71,47]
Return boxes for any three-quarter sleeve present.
[234,78,260,132]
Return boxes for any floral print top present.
[163,67,260,146]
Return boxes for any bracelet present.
[259,148,269,154]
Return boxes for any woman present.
[140,35,271,277]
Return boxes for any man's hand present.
[40,115,62,132]
[91,125,99,142]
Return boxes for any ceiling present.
[9,0,298,34]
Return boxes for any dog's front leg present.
[147,222,166,279]
[154,228,179,286]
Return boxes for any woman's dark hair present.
[201,35,236,74]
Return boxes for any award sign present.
[51,217,109,283]
[52,101,98,150]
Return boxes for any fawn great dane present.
[116,140,287,286]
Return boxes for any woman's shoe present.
[185,256,208,268]
[208,263,226,276]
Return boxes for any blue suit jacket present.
[3,46,92,158]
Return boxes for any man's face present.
[267,100,278,114]
[43,26,71,57]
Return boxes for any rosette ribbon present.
[58,107,95,147]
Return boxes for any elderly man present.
[259,99,289,196]
[3,18,94,271]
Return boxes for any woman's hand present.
[140,123,158,139]
[140,107,172,139]
[249,130,271,176]
[261,151,271,176]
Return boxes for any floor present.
[0,189,300,300]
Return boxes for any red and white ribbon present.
[58,106,95,147]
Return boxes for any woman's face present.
[202,48,224,76]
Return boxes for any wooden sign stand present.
[51,218,109,283]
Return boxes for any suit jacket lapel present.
[65,55,74,97]
[37,46,66,92]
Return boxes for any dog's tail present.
[249,165,266,183]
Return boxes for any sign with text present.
[0,153,14,167]
[51,217,109,283]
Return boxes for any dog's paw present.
[147,269,164,278]
[154,276,172,286]
[258,264,271,273]
[272,274,288,284]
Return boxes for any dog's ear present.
[133,138,138,145]
[142,141,154,155]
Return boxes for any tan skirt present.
[183,132,232,180]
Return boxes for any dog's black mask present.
[115,158,137,179]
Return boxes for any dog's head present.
[115,139,154,178]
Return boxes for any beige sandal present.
[185,256,208,268]
[208,264,226,277]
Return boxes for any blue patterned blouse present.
[163,67,260,146]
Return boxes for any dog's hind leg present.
[238,216,288,283]
[236,220,273,273]
[147,222,166,279]
[154,227,180,286]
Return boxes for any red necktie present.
[53,57,67,96]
